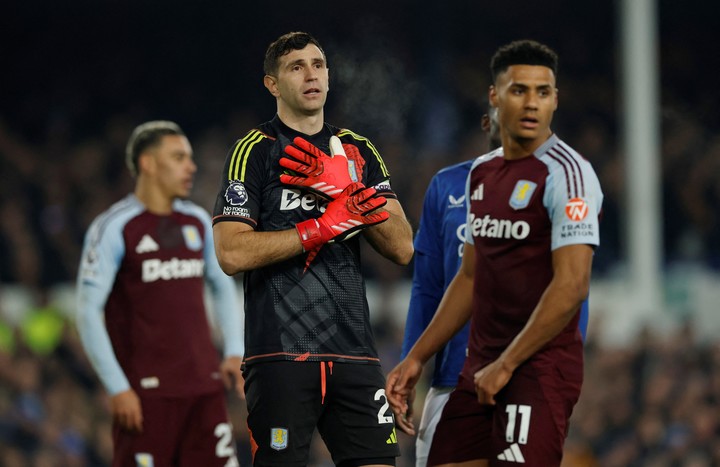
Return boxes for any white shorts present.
[415,386,453,467]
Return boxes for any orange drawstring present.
[321,362,327,404]
[320,361,335,404]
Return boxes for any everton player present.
[397,110,501,464]
[386,40,603,466]
[212,32,414,467]
[76,121,244,466]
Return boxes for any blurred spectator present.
[568,323,720,466]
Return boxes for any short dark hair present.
[125,120,185,176]
[490,40,559,83]
[263,31,325,76]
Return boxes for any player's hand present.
[220,355,245,399]
[385,356,423,435]
[110,389,143,433]
[295,182,389,252]
[473,359,513,405]
[394,387,416,435]
[280,135,355,199]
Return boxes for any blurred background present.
[2,0,720,465]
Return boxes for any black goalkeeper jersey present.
[212,115,396,366]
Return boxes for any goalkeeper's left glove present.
[295,182,388,252]
[280,135,356,199]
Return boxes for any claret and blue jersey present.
[463,134,602,377]
[76,194,242,397]
[402,134,596,388]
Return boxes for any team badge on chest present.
[182,225,202,251]
[270,427,289,450]
[134,453,154,467]
[509,180,537,210]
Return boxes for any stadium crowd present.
[2,1,719,465]
[4,306,720,466]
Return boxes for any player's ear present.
[137,152,156,176]
[481,114,491,133]
[489,86,498,107]
[554,87,559,110]
[264,75,280,97]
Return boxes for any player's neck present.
[277,108,324,136]
[134,181,173,215]
[502,132,552,160]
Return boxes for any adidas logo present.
[386,428,397,444]
[497,443,525,463]
[471,184,484,201]
[136,235,159,254]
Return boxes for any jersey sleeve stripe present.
[228,130,265,181]
[227,132,254,180]
[556,142,586,197]
[545,150,574,198]
[546,146,583,199]
[336,129,389,177]
[237,133,266,182]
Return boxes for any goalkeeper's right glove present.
[280,136,356,199]
[295,182,389,252]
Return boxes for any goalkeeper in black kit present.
[212,31,414,467]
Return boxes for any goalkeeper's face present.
[267,44,329,117]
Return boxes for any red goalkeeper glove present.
[280,135,357,199]
[295,182,389,252]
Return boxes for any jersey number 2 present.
[374,389,394,424]
[214,423,239,467]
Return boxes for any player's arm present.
[76,285,129,395]
[335,133,413,264]
[395,246,445,435]
[473,244,593,405]
[214,183,388,274]
[201,210,246,397]
[404,242,475,366]
[501,244,592,368]
[76,223,130,396]
[401,250,444,358]
[76,220,143,432]
[402,174,446,359]
[395,178,445,433]
[362,198,414,265]
[213,134,307,273]
[214,223,304,274]
[386,242,475,415]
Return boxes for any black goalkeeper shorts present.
[243,360,399,467]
